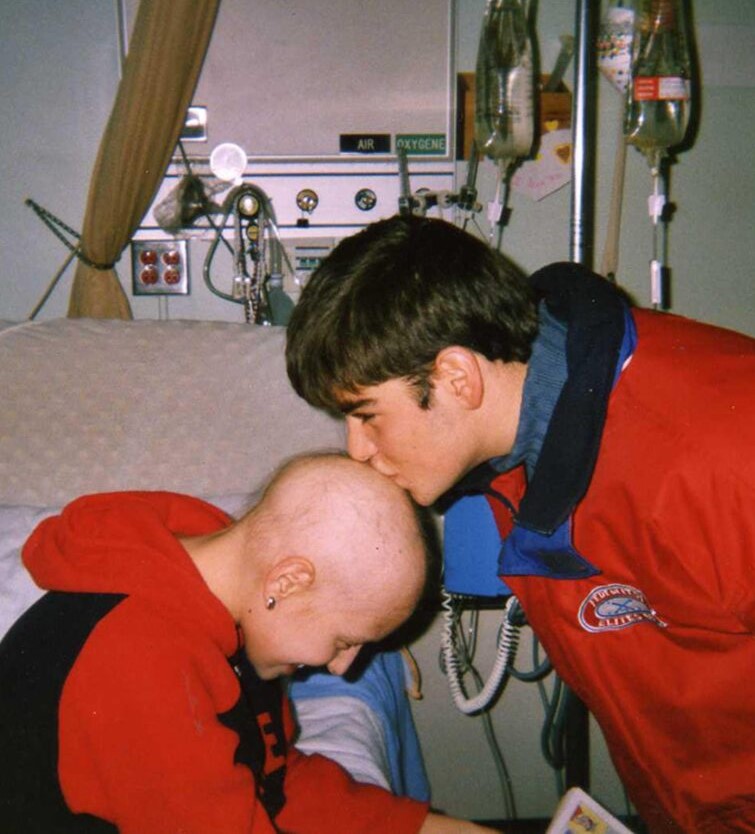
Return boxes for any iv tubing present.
[599,114,628,282]
[647,156,670,309]
[203,183,287,305]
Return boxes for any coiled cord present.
[440,592,520,715]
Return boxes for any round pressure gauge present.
[237,193,260,218]
[355,188,377,211]
[296,189,319,214]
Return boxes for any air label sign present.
[396,134,447,155]
[340,134,391,154]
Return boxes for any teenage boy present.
[286,215,755,833]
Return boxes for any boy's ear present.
[432,346,484,409]
[265,556,316,601]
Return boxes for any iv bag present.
[474,0,535,165]
[624,0,692,165]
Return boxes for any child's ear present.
[432,346,484,409]
[265,556,315,601]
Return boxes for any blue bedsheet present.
[289,649,430,802]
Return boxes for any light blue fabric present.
[443,495,512,596]
[289,650,430,802]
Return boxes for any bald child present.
[0,453,497,834]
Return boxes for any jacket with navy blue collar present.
[441,260,636,583]
[441,261,755,832]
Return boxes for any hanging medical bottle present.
[624,0,692,169]
[598,0,636,97]
[474,0,535,169]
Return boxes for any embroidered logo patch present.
[578,583,667,633]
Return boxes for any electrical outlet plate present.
[131,239,189,295]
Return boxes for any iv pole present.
[564,0,599,793]
[570,0,599,269]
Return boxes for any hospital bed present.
[0,317,429,802]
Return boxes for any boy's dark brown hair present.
[286,214,538,413]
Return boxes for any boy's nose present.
[346,419,377,463]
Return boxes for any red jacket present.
[3,492,428,833]
[489,310,755,832]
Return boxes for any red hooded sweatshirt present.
[1,491,428,833]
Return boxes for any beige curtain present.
[68,0,220,319]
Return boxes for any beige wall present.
[2,1,752,334]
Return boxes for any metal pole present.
[564,0,599,793]
[28,248,79,321]
[569,0,599,268]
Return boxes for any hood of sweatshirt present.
[23,491,239,656]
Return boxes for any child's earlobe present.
[266,556,316,601]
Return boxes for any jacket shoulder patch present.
[578,583,667,633]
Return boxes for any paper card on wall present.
[511,127,572,201]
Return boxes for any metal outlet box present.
[131,239,189,295]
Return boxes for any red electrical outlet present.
[131,239,189,296]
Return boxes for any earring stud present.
[266,596,276,610]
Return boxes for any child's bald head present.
[246,453,428,617]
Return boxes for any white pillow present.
[0,495,257,642]
[0,505,57,640]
